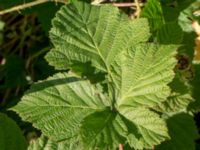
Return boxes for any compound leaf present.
[12,2,180,149]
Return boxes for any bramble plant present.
[1,0,200,150]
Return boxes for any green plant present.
[1,0,200,149]
[0,113,27,150]
[7,1,198,149]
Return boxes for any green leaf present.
[178,0,200,32]
[180,32,196,59]
[156,76,193,112]
[80,109,127,149]
[188,64,200,112]
[157,21,183,44]
[120,107,169,149]
[111,44,177,108]
[161,0,196,22]
[81,108,169,150]
[141,0,164,33]
[156,113,199,150]
[45,2,150,71]
[12,72,109,141]
[0,113,27,150]
[28,135,81,150]
[140,0,184,44]
[13,2,179,149]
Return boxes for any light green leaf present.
[12,72,109,141]
[13,2,179,149]
[46,2,150,71]
[119,107,169,149]
[156,113,199,150]
[156,76,193,112]
[0,113,27,150]
[28,135,81,150]
[111,44,177,108]
[81,108,169,150]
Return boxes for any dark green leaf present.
[156,113,198,150]
[0,113,27,150]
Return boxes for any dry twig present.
[0,0,144,15]
[119,144,123,150]
[0,0,67,15]
[134,0,141,18]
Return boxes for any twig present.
[112,2,144,7]
[0,0,67,16]
[119,144,123,150]
[134,0,141,18]
[0,0,144,15]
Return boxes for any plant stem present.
[112,2,144,7]
[0,0,144,15]
[134,0,141,18]
[119,144,123,150]
[0,0,67,15]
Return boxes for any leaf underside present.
[13,2,180,150]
